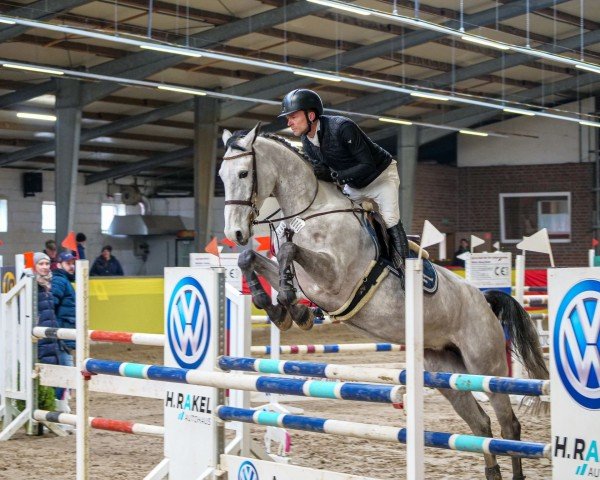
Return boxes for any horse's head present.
[219,125,275,245]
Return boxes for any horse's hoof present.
[267,305,293,331]
[290,304,314,331]
[484,464,502,480]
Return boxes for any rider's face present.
[286,110,308,137]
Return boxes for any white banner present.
[549,268,600,479]
[190,252,242,290]
[222,455,379,480]
[465,252,512,291]
[164,268,220,479]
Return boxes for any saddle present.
[363,211,438,295]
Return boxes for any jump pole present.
[75,259,90,480]
[405,257,424,480]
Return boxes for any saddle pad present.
[385,250,439,295]
[362,213,437,294]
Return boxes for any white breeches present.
[343,161,400,228]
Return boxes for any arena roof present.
[0,0,598,194]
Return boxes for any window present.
[41,201,55,233]
[101,202,126,234]
[500,192,571,243]
[0,199,6,232]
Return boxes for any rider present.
[279,88,409,269]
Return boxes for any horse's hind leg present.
[487,393,524,480]
[426,349,502,480]
[238,250,292,331]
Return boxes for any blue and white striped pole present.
[218,356,550,396]
[216,406,551,459]
[83,359,403,404]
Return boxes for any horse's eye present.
[239,171,249,179]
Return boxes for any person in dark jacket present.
[33,253,60,366]
[51,251,77,408]
[52,252,76,350]
[90,245,124,276]
[279,89,409,270]
[75,232,86,260]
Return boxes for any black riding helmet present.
[278,89,324,117]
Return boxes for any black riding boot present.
[387,220,409,270]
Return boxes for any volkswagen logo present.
[167,276,211,369]
[554,279,600,410]
[237,460,259,480]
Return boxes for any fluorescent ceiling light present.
[17,112,57,121]
[0,18,15,25]
[157,85,206,96]
[307,0,371,15]
[502,107,535,117]
[410,91,449,101]
[580,120,600,128]
[461,35,510,51]
[3,63,64,75]
[460,129,488,137]
[293,70,341,82]
[575,63,600,74]
[140,44,202,57]
[378,117,413,126]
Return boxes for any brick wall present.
[458,162,593,268]
[411,162,593,267]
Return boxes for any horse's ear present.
[222,129,232,147]
[244,123,261,147]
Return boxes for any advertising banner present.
[164,268,221,479]
[466,252,512,293]
[549,268,600,478]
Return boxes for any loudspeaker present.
[23,172,42,197]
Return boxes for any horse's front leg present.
[238,249,293,331]
[276,241,338,331]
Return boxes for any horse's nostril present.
[235,230,244,243]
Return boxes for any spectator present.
[452,238,470,267]
[33,252,60,410]
[51,251,76,409]
[90,245,124,276]
[75,232,87,260]
[43,239,59,270]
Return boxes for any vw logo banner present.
[550,269,600,479]
[164,267,220,480]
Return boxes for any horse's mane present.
[226,129,311,165]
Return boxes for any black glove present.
[311,161,335,182]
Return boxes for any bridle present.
[222,133,320,227]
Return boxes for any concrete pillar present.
[397,125,419,234]
[55,78,82,247]
[193,96,219,251]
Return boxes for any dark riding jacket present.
[301,115,393,189]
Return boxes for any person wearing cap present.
[51,251,77,409]
[279,88,409,270]
[90,245,124,276]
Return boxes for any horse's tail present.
[484,290,549,380]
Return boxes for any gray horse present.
[219,125,548,480]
